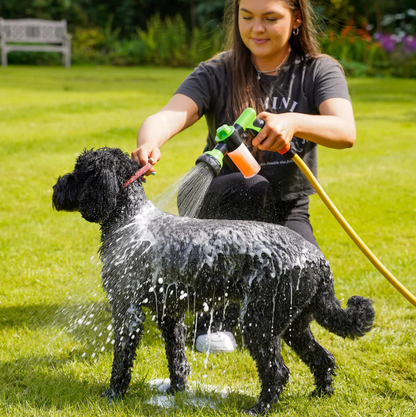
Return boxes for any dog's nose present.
[52,174,80,212]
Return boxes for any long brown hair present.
[220,0,322,124]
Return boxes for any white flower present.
[382,14,395,26]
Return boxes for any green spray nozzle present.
[205,146,225,166]
[196,142,227,177]
[214,108,265,151]
[234,108,265,134]
[216,125,234,142]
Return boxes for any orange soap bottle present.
[216,124,260,179]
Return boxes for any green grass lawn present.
[0,66,415,417]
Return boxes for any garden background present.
[1,0,416,77]
[1,1,416,416]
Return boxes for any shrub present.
[5,51,62,66]
[320,19,416,78]
[69,13,223,67]
[373,33,416,77]
[135,14,222,67]
[71,27,107,64]
[320,23,389,77]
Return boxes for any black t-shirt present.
[175,51,351,201]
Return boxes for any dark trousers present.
[195,171,319,335]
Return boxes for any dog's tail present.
[313,263,375,339]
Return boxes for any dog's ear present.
[52,173,82,212]
[78,160,120,223]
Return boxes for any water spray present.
[177,108,263,217]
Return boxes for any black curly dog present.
[52,147,375,415]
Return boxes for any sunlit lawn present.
[0,66,415,416]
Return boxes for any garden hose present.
[278,143,416,308]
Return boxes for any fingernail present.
[151,172,156,176]
[149,158,156,164]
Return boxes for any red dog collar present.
[123,162,153,189]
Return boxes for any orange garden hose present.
[290,152,416,307]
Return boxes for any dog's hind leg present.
[159,314,190,394]
[104,302,144,401]
[242,300,289,415]
[282,312,336,397]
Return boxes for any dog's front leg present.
[103,302,144,401]
[158,314,190,394]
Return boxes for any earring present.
[292,27,300,36]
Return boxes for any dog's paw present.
[166,381,186,395]
[243,403,270,415]
[243,409,260,416]
[101,388,118,404]
[310,385,334,398]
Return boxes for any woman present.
[132,0,356,352]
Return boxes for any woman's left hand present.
[252,112,299,152]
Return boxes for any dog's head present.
[52,148,142,223]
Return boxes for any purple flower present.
[374,32,397,52]
[402,36,416,54]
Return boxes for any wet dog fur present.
[52,148,375,415]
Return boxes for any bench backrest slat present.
[0,19,67,43]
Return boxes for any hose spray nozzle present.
[195,142,227,177]
[214,108,263,179]
[196,107,295,178]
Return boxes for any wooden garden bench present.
[0,18,71,67]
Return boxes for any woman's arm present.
[252,97,356,153]
[132,94,200,172]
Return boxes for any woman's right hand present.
[131,143,160,174]
[132,94,200,175]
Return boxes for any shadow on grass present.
[0,352,150,412]
[0,304,268,413]
[0,352,260,415]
